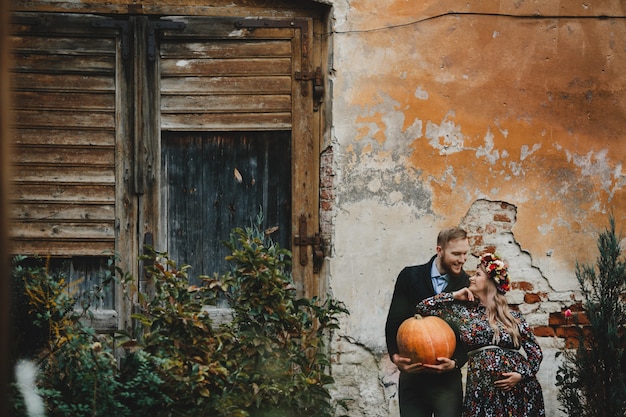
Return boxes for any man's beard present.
[440,254,462,277]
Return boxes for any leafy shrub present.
[10,255,168,417]
[11,217,348,417]
[555,217,626,417]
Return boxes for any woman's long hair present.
[483,267,521,347]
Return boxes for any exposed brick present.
[558,327,594,349]
[469,235,483,247]
[564,337,580,349]
[319,146,336,235]
[567,302,585,312]
[533,326,555,337]
[549,312,566,326]
[512,281,534,291]
[320,189,334,200]
[484,224,497,234]
[493,213,511,223]
[320,176,334,188]
[524,293,541,304]
[567,312,590,326]
[555,325,584,339]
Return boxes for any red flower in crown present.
[479,253,511,294]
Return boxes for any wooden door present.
[141,16,322,297]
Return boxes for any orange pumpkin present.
[396,314,456,365]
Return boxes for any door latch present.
[294,214,324,273]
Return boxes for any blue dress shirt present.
[430,262,448,294]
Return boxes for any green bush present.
[10,217,348,417]
[10,256,170,417]
[555,217,626,417]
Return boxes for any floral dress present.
[416,292,546,417]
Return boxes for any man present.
[385,227,471,417]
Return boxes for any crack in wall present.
[330,335,392,417]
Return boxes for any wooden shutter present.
[10,13,120,257]
[158,17,299,131]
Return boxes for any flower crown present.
[479,253,511,294]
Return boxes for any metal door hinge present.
[294,214,325,273]
[295,67,324,111]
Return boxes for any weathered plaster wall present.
[326,1,626,416]
[8,1,626,415]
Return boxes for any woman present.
[416,253,545,417]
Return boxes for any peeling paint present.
[425,111,465,154]
[566,148,624,198]
[520,143,542,161]
[475,128,499,164]
[414,86,429,100]
[335,12,626,289]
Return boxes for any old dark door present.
[140,16,323,297]
[162,131,291,277]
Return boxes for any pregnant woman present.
[416,253,546,417]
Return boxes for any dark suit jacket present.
[385,255,470,370]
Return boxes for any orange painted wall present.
[332,2,626,289]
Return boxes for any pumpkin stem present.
[414,314,422,319]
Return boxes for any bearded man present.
[385,226,471,417]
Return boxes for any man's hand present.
[422,357,457,373]
[392,354,427,373]
[393,354,457,374]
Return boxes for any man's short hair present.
[437,226,468,249]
